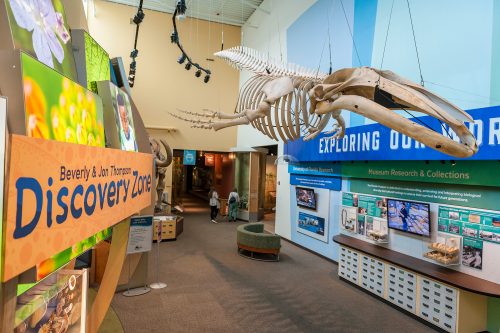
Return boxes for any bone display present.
[171,46,478,158]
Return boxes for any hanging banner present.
[285,105,500,161]
[183,150,196,165]
[3,135,153,281]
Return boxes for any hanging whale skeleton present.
[170,46,478,158]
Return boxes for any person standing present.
[228,188,240,222]
[209,187,219,223]
[399,202,409,231]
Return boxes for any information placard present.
[438,205,500,244]
[127,216,153,254]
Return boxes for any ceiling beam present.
[241,0,270,15]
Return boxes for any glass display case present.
[423,233,461,266]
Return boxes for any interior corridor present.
[109,196,436,333]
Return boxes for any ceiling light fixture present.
[171,0,212,83]
[128,0,145,88]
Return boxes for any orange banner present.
[3,135,153,281]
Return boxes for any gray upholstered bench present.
[236,223,281,261]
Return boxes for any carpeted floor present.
[110,196,436,333]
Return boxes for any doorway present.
[258,145,277,232]
[171,150,235,213]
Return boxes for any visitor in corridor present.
[228,188,240,222]
[209,187,220,223]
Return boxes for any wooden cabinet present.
[337,246,480,333]
[153,220,176,241]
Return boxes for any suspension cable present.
[380,0,395,70]
[406,0,424,86]
[339,0,362,66]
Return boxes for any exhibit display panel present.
[71,29,111,93]
[1,0,78,81]
[3,134,153,281]
[97,81,138,152]
[289,174,341,258]
[15,269,88,333]
[22,52,105,146]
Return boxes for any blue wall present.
[284,0,500,261]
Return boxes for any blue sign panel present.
[183,150,196,165]
[285,105,500,161]
[288,163,341,177]
[290,174,342,191]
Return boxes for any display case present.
[366,216,390,244]
[423,234,461,266]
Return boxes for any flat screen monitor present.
[387,199,430,237]
[295,187,317,210]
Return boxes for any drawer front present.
[417,277,457,333]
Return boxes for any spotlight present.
[178,54,187,64]
[170,31,179,43]
[130,49,139,58]
[195,69,201,77]
[130,60,137,70]
[204,74,210,83]
[176,0,187,19]
[185,62,192,70]
[132,9,145,24]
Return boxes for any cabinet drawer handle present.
[390,287,395,292]
[423,295,429,300]
[433,317,440,323]
[407,296,413,301]
[407,288,414,293]
[445,304,453,310]
[445,288,454,293]
[423,287,430,292]
[433,308,440,313]
[445,313,452,319]
[398,300,403,305]
[434,299,441,305]
[398,292,404,296]
[445,323,452,329]
[408,281,414,286]
[445,296,453,302]
[422,311,429,317]
[422,303,429,308]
